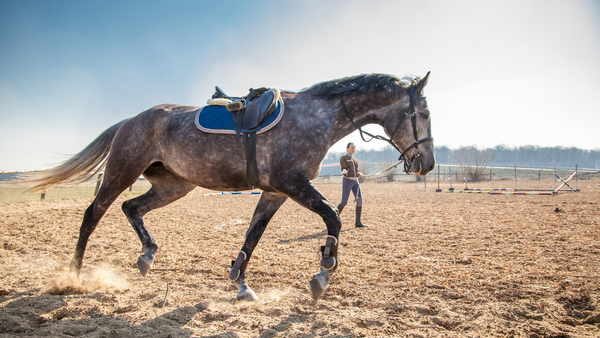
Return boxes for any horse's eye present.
[420,111,430,119]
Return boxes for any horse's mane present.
[302,73,420,100]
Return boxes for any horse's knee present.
[327,207,342,232]
[121,200,138,219]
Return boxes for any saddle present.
[208,86,280,137]
[196,86,285,190]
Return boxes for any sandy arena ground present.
[1,180,599,337]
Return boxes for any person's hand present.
[358,172,363,177]
[342,169,348,176]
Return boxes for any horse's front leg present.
[309,235,338,300]
[229,192,288,301]
[271,174,342,300]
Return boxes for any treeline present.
[324,145,600,169]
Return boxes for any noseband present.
[341,91,433,174]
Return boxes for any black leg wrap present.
[320,236,338,271]
[229,251,249,281]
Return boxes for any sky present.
[1,0,599,171]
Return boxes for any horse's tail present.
[24,119,131,193]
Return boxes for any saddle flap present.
[241,89,277,129]
[197,88,284,136]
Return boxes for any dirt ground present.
[1,180,599,337]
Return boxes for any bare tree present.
[377,160,399,182]
[452,146,496,182]
[358,162,373,183]
[378,147,400,182]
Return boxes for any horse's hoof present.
[309,275,328,301]
[68,266,81,281]
[137,256,152,277]
[236,289,259,302]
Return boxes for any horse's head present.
[383,72,435,176]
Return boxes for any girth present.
[197,87,284,189]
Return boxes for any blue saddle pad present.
[195,99,284,135]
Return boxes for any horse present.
[26,72,436,301]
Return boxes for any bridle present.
[341,90,434,174]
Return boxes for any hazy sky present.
[1,0,599,171]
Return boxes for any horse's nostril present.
[428,163,435,172]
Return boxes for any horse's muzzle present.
[411,155,435,176]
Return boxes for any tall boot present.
[355,206,368,228]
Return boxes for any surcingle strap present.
[320,235,339,271]
[243,132,260,189]
[229,251,249,281]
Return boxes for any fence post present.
[41,193,46,200]
[553,158,556,191]
[514,161,517,190]
[436,165,441,192]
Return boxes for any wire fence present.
[316,163,600,185]
[0,174,151,203]
[3,164,599,202]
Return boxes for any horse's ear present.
[415,71,431,96]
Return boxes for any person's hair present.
[346,142,355,149]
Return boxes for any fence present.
[0,172,151,203]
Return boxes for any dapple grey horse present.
[27,72,435,301]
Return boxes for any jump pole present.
[465,188,512,191]
[490,191,554,196]
[203,191,262,196]
[446,190,554,195]
[555,172,578,192]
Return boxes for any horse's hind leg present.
[122,164,195,276]
[70,173,140,277]
[229,192,288,301]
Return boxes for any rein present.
[341,92,433,174]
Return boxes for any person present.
[337,142,368,228]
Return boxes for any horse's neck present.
[326,99,385,147]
